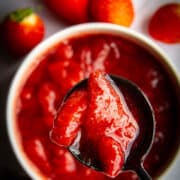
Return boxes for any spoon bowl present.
[62,75,155,179]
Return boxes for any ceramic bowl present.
[6,23,180,180]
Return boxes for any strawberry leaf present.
[9,8,33,22]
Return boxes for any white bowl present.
[6,23,180,180]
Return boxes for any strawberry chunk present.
[48,59,83,94]
[37,81,60,115]
[20,85,37,111]
[84,71,138,177]
[24,137,51,175]
[50,89,88,147]
[86,71,137,138]
[52,149,77,175]
[98,137,124,177]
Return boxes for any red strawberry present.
[90,0,134,27]
[44,0,89,24]
[1,8,45,57]
[98,137,124,177]
[50,89,88,147]
[149,3,180,43]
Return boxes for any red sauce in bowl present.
[15,34,179,179]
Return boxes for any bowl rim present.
[6,22,180,180]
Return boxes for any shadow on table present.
[0,44,30,179]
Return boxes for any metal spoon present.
[63,75,155,180]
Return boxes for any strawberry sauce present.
[50,71,139,178]
[16,34,178,179]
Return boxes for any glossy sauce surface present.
[50,71,139,177]
[16,34,178,179]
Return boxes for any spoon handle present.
[134,166,152,180]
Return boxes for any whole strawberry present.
[44,0,89,24]
[148,3,180,43]
[1,8,45,57]
[90,0,134,27]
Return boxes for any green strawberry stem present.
[9,8,33,22]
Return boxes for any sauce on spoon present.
[50,71,154,178]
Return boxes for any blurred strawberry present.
[148,3,180,43]
[44,0,89,24]
[50,89,88,147]
[1,8,45,57]
[90,0,134,27]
